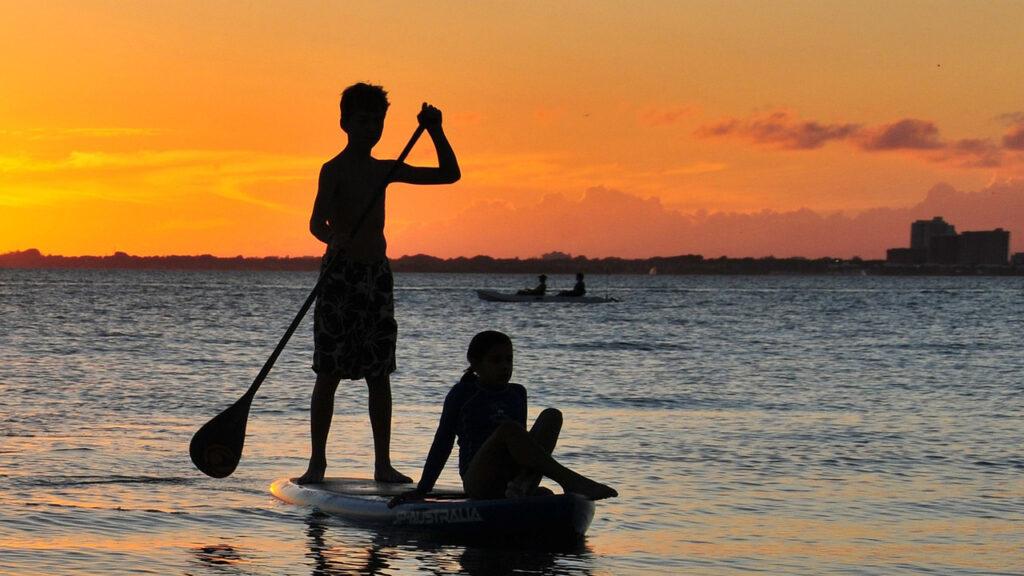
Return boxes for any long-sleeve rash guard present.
[415,374,527,493]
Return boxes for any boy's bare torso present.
[322,154,395,262]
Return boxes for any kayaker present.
[516,274,547,296]
[388,330,617,506]
[558,273,586,297]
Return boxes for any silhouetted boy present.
[300,83,460,484]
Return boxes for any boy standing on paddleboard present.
[299,83,460,484]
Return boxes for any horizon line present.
[1,248,870,261]
[6,243,1021,263]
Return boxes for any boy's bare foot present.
[374,465,412,484]
[296,462,326,485]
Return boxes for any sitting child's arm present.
[388,103,461,186]
[388,386,461,507]
[309,164,333,244]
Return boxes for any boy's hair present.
[340,83,390,126]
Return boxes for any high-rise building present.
[910,217,956,251]
[928,234,959,265]
[958,229,1010,266]
[889,218,1012,267]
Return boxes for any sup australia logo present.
[396,507,483,525]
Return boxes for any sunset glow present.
[2,1,1023,258]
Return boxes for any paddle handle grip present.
[244,125,427,398]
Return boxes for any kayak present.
[476,289,617,303]
[270,477,596,543]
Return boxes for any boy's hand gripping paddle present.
[189,125,425,478]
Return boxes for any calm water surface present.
[0,270,1021,575]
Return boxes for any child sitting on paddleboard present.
[389,331,617,506]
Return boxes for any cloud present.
[937,138,1004,168]
[1003,123,1024,150]
[390,182,1024,259]
[996,112,1024,125]
[698,110,1021,169]
[694,111,860,150]
[858,119,943,150]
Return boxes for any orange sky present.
[2,1,1023,258]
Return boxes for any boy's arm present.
[309,164,333,244]
[389,103,461,185]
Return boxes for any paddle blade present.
[189,395,253,478]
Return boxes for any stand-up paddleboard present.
[476,289,617,304]
[271,477,596,542]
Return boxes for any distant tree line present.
[2,248,1020,275]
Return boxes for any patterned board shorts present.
[312,257,397,380]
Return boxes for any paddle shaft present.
[241,125,426,401]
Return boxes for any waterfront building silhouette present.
[911,217,957,251]
[888,218,1010,266]
[958,229,1010,266]
[928,234,959,265]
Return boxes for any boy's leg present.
[506,408,562,497]
[366,372,412,483]
[463,420,616,501]
[297,372,343,484]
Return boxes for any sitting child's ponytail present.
[458,366,477,386]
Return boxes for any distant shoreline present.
[2,249,1022,276]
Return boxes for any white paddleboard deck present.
[271,477,595,541]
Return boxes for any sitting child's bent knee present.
[539,407,563,423]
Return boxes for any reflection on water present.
[457,545,592,576]
[302,514,595,576]
[305,515,393,576]
[191,543,248,570]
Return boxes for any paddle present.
[190,124,426,478]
